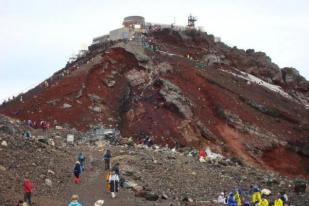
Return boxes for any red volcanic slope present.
[1,29,309,177]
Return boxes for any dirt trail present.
[64,151,153,206]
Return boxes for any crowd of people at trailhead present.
[217,185,289,206]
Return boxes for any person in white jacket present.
[109,170,120,198]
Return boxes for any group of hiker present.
[68,149,122,206]
[217,185,289,206]
[24,119,51,130]
[103,149,123,199]
[138,137,154,147]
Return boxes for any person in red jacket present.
[23,178,33,205]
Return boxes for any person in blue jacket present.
[227,193,238,206]
[103,149,112,170]
[78,152,85,171]
[68,194,82,206]
[73,161,81,184]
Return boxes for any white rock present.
[62,103,72,109]
[48,170,55,175]
[48,139,55,146]
[1,141,8,147]
[45,178,52,187]
[55,125,63,130]
[0,165,6,171]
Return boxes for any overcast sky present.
[1,0,309,102]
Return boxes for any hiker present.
[112,163,120,176]
[234,189,242,206]
[199,148,207,162]
[280,191,288,204]
[274,193,283,206]
[251,187,261,205]
[68,194,82,206]
[146,137,154,147]
[218,192,226,204]
[23,178,33,205]
[103,150,112,170]
[78,152,86,171]
[109,170,120,198]
[94,200,104,206]
[105,170,112,193]
[227,193,238,206]
[73,161,81,184]
[27,120,32,127]
[23,130,32,140]
[259,194,269,206]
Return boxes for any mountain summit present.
[1,16,308,177]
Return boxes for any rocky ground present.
[0,115,308,206]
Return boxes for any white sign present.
[67,134,74,144]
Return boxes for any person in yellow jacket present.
[274,193,284,206]
[258,195,269,206]
[233,190,242,206]
[251,188,262,205]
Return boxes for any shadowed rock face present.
[1,28,309,177]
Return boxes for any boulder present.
[0,124,16,135]
[294,180,307,193]
[1,140,8,147]
[62,103,72,109]
[158,78,193,119]
[55,125,63,130]
[47,170,55,175]
[45,178,52,187]
[202,54,220,66]
[126,69,148,87]
[123,180,138,189]
[0,165,6,171]
[88,94,104,103]
[145,192,159,201]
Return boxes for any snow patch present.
[223,68,309,109]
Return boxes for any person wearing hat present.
[109,170,120,198]
[74,161,81,184]
[68,194,82,206]
[251,187,261,205]
[274,193,283,206]
[258,194,269,206]
[94,200,104,206]
[217,192,226,204]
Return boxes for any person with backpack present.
[259,194,269,206]
[251,187,262,205]
[73,161,81,184]
[78,152,86,172]
[103,150,112,170]
[23,178,33,205]
[112,162,120,176]
[234,189,242,206]
[217,192,226,204]
[274,193,283,206]
[109,170,120,198]
[280,191,288,205]
[227,193,238,206]
[68,194,82,206]
[105,170,112,193]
